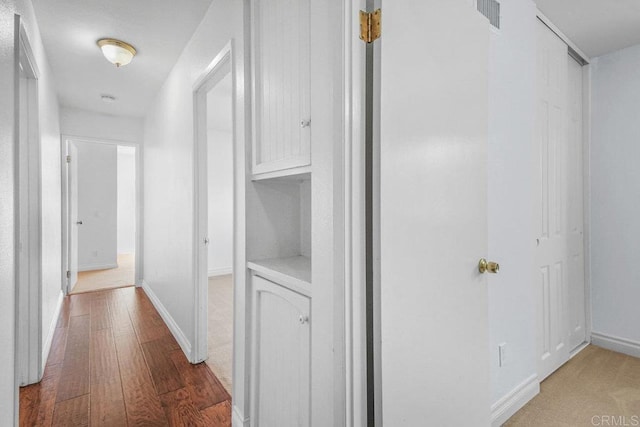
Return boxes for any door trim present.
[192,41,233,366]
[15,14,43,387]
[344,0,368,425]
[536,11,590,64]
[60,135,143,295]
[581,60,593,345]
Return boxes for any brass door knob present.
[478,258,499,274]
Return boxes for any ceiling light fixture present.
[97,38,136,67]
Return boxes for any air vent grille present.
[477,0,500,29]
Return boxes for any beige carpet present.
[206,274,233,394]
[71,253,135,294]
[506,345,640,426]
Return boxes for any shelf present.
[248,255,311,296]
[251,166,311,182]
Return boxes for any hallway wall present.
[590,44,640,353]
[0,1,17,420]
[117,146,136,254]
[0,0,61,421]
[141,0,247,419]
[60,107,143,143]
[487,0,539,421]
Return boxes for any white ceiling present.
[32,0,213,118]
[536,0,640,58]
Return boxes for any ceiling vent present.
[477,0,500,29]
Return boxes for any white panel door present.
[251,0,311,176]
[567,57,586,352]
[378,1,491,425]
[250,275,310,426]
[535,20,587,380]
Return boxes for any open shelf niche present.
[246,172,311,296]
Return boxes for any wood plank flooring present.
[19,287,231,426]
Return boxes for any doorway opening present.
[62,138,140,295]
[193,46,234,396]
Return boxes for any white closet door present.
[535,20,586,380]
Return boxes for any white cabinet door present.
[250,275,310,427]
[251,0,311,177]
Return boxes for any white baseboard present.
[208,267,232,277]
[141,280,192,361]
[232,405,249,427]
[78,262,118,272]
[591,331,640,358]
[41,291,64,377]
[491,374,539,427]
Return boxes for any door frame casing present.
[60,135,144,295]
[344,0,368,425]
[192,37,251,426]
[192,42,234,365]
[14,14,43,386]
[580,63,593,352]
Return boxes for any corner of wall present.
[41,290,64,377]
[140,280,193,361]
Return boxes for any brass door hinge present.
[359,9,381,43]
[66,155,71,163]
[66,270,71,279]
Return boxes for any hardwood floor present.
[20,287,231,426]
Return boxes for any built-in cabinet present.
[247,0,313,423]
[249,275,310,426]
[251,0,311,179]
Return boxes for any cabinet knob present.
[298,315,309,324]
[300,119,311,128]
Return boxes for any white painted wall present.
[142,0,248,419]
[60,107,143,143]
[0,2,17,421]
[207,127,233,276]
[75,141,118,271]
[117,145,136,254]
[590,44,640,346]
[1,0,62,421]
[487,0,539,417]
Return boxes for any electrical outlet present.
[499,343,507,367]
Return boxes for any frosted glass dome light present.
[97,39,136,67]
